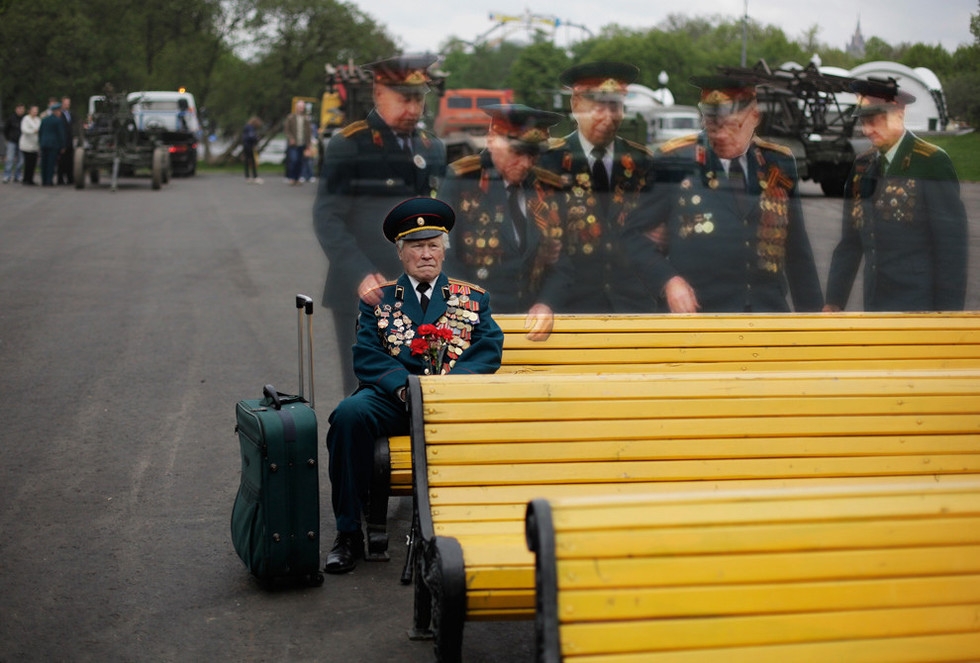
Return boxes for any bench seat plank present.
[527,480,980,662]
[561,606,980,660]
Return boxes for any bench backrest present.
[526,480,980,662]
[494,312,980,373]
[408,369,980,619]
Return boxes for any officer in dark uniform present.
[624,75,824,313]
[313,54,448,396]
[439,103,571,340]
[825,77,968,312]
[323,197,504,574]
[540,61,657,312]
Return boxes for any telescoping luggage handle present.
[260,295,315,411]
[296,294,315,410]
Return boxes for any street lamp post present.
[740,0,748,67]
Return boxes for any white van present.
[127,90,200,176]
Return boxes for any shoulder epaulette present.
[623,138,654,156]
[531,166,563,188]
[548,137,567,150]
[339,120,368,138]
[447,277,486,294]
[449,154,482,176]
[912,138,940,157]
[752,136,793,156]
[659,134,698,154]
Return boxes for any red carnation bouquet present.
[411,324,455,375]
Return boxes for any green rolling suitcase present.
[231,295,323,587]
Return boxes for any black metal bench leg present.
[408,534,433,641]
[365,436,391,561]
[428,536,467,663]
[400,500,419,585]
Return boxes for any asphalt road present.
[1,172,978,662]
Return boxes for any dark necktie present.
[507,184,527,247]
[398,134,413,154]
[728,157,745,190]
[417,281,429,313]
[591,148,609,193]
[879,154,889,177]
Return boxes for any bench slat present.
[417,370,980,402]
[427,454,980,486]
[557,545,980,588]
[558,574,980,621]
[582,632,980,663]
[494,312,980,334]
[425,435,980,464]
[426,473,980,505]
[501,357,980,373]
[559,604,980,658]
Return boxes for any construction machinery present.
[76,88,171,191]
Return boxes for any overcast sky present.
[352,0,976,56]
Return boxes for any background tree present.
[945,0,980,127]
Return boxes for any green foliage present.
[925,131,980,181]
[507,39,570,110]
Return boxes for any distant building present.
[847,17,866,58]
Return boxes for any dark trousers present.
[58,145,73,183]
[40,147,59,185]
[326,386,408,533]
[22,151,38,184]
[286,145,304,181]
[243,146,257,179]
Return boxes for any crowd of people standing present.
[3,96,77,186]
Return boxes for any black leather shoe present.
[324,531,363,574]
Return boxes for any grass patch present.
[925,130,980,182]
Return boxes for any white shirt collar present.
[579,133,613,164]
[407,275,433,304]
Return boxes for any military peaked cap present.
[363,53,438,93]
[560,61,638,100]
[689,74,757,119]
[483,103,562,154]
[850,77,916,117]
[383,197,456,243]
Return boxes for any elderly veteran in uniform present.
[323,197,504,574]
[439,103,571,341]
[313,54,448,397]
[540,61,657,312]
[624,75,824,313]
[824,77,968,312]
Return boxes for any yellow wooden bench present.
[364,312,980,560]
[404,369,980,662]
[525,479,980,662]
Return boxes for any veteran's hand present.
[664,276,700,313]
[358,272,387,306]
[822,304,842,313]
[524,303,555,341]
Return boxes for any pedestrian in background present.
[39,102,66,187]
[57,96,76,185]
[3,102,25,183]
[242,116,262,184]
[284,100,311,185]
[19,105,40,186]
